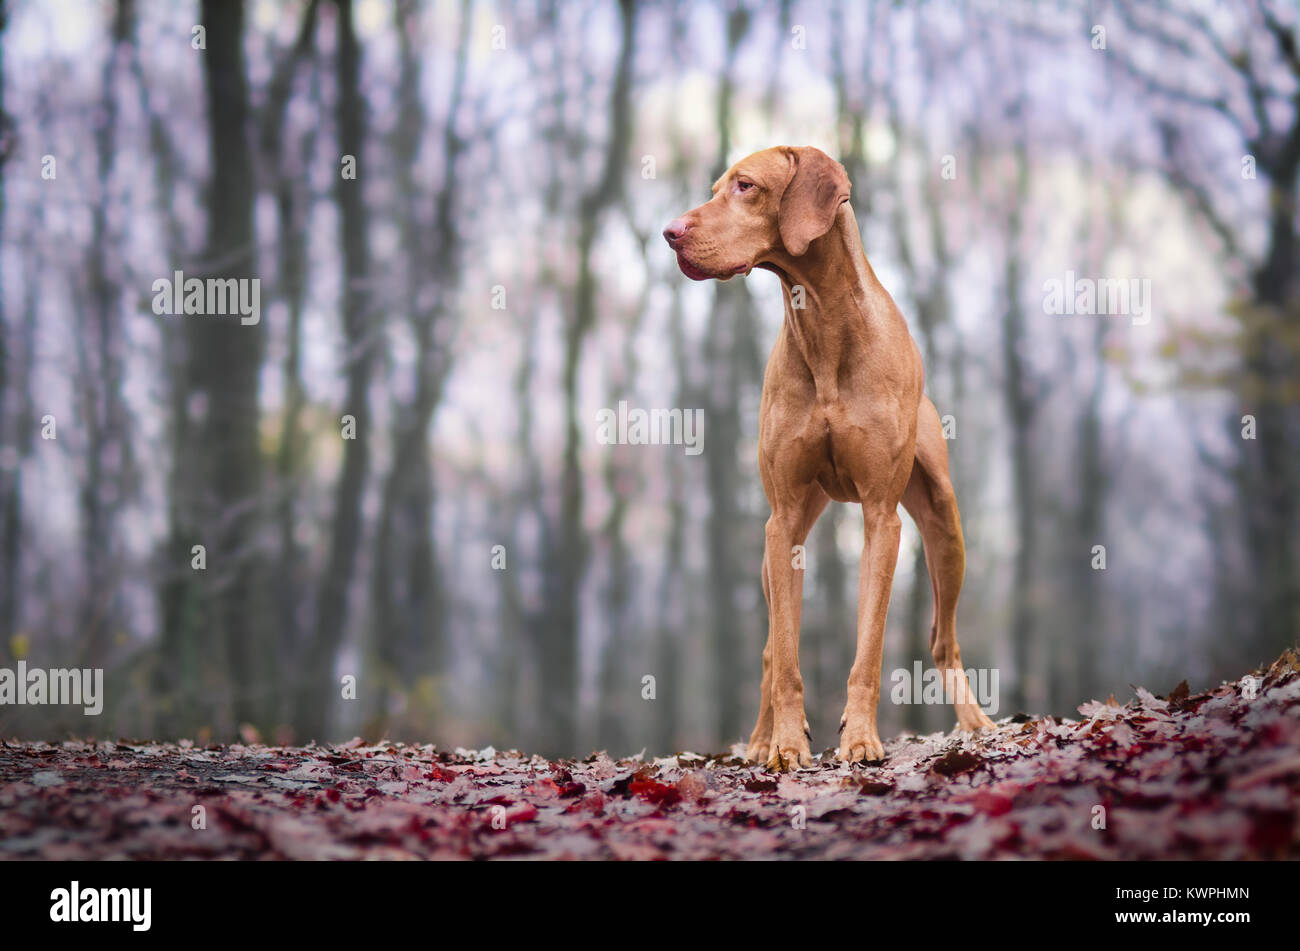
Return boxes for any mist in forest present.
[0,0,1297,757]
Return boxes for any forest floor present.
[2,651,1299,860]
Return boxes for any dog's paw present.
[765,729,813,771]
[837,715,886,764]
[766,745,813,772]
[956,707,996,732]
[745,720,773,764]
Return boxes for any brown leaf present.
[931,749,981,776]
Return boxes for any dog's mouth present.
[675,253,713,281]
[676,253,748,281]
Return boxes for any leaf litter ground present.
[2,651,1298,859]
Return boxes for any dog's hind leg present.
[901,396,995,733]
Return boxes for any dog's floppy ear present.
[777,147,851,257]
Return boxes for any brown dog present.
[664,146,995,771]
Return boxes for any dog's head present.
[662,145,851,281]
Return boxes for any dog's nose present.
[662,217,690,247]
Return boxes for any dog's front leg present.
[764,512,812,771]
[839,506,902,764]
[745,554,775,762]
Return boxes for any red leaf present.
[971,789,1014,816]
[628,778,681,807]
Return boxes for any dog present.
[664,145,995,771]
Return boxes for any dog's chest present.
[811,410,865,503]
[761,400,859,502]
[760,388,910,505]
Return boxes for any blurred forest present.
[0,0,1297,757]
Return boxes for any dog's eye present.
[736,180,755,193]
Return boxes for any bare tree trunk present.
[535,0,636,755]
[301,0,375,739]
[1070,318,1107,705]
[369,0,470,732]
[144,22,207,736]
[595,451,634,753]
[260,0,319,732]
[269,130,311,730]
[650,281,690,755]
[501,307,543,744]
[75,0,136,669]
[505,18,569,750]
[0,0,18,661]
[191,0,269,732]
[1240,175,1300,658]
[702,3,754,749]
[596,217,653,753]
[1000,134,1037,714]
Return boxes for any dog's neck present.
[762,203,885,394]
